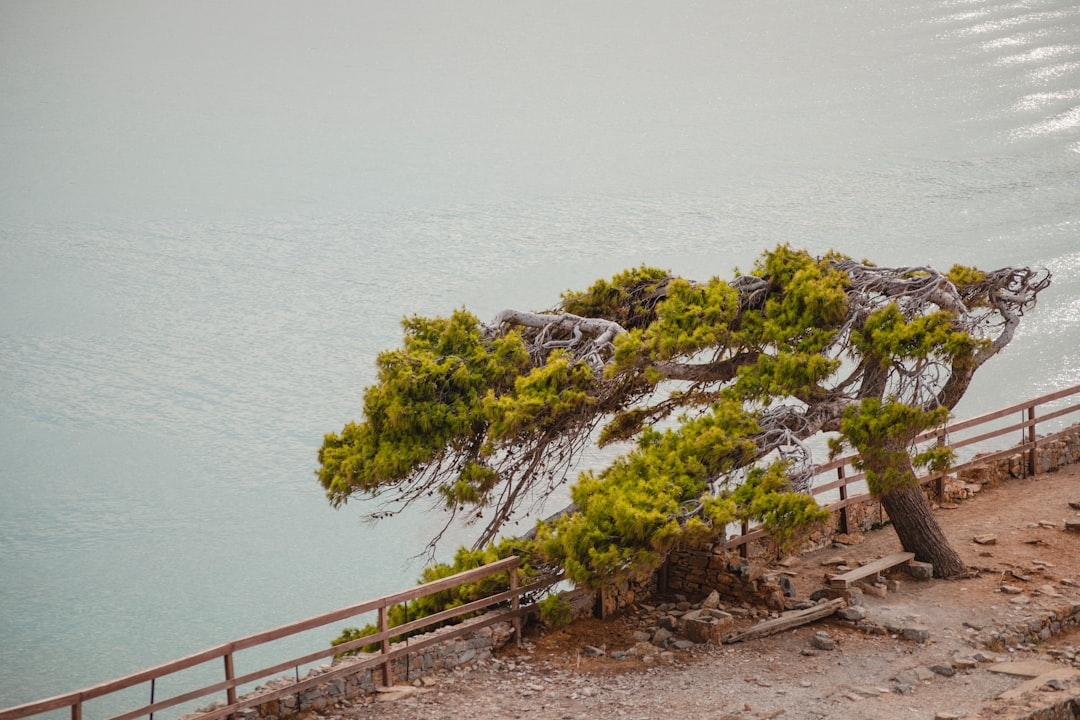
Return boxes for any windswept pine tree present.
[319,246,1049,584]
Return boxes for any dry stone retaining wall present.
[181,618,515,720]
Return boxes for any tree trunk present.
[877,483,967,578]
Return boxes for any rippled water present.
[1,0,1078,716]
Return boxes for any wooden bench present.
[827,552,915,589]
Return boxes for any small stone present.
[935,714,963,720]
[582,645,605,657]
[902,626,931,644]
[1066,521,1080,534]
[903,561,934,581]
[953,657,977,670]
[999,585,1023,595]
[1068,501,1080,511]
[857,581,889,598]
[931,664,956,677]
[893,670,919,686]
[973,534,997,545]
[701,590,721,609]
[652,628,674,646]
[811,632,836,651]
[838,606,867,622]
[973,651,1004,663]
[1043,678,1068,691]
[914,666,935,682]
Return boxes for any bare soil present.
[334,466,1080,720]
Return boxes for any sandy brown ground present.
[332,466,1080,720]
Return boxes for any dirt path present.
[332,467,1080,720]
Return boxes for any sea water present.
[1,0,1078,716]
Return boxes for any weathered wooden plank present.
[996,668,1080,701]
[828,552,915,588]
[722,598,845,644]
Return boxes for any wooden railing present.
[0,557,557,720]
[724,382,1080,554]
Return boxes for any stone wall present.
[945,425,1080,498]
[181,617,516,720]
[660,550,789,609]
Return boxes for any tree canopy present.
[319,245,1049,584]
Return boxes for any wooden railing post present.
[1026,405,1037,476]
[836,466,849,534]
[70,703,80,720]
[739,521,749,558]
[378,605,391,687]
[509,562,521,647]
[223,652,236,715]
[934,430,947,500]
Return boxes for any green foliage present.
[534,400,827,588]
[537,593,573,628]
[332,537,537,655]
[318,309,530,508]
[946,264,986,288]
[754,246,850,345]
[852,305,980,362]
[730,463,830,552]
[634,277,742,360]
[839,398,952,495]
[560,265,672,329]
[484,351,597,441]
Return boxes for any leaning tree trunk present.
[876,481,967,578]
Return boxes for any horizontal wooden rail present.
[0,557,560,720]
[723,382,1080,554]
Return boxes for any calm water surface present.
[1,0,1078,715]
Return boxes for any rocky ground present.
[328,466,1080,720]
